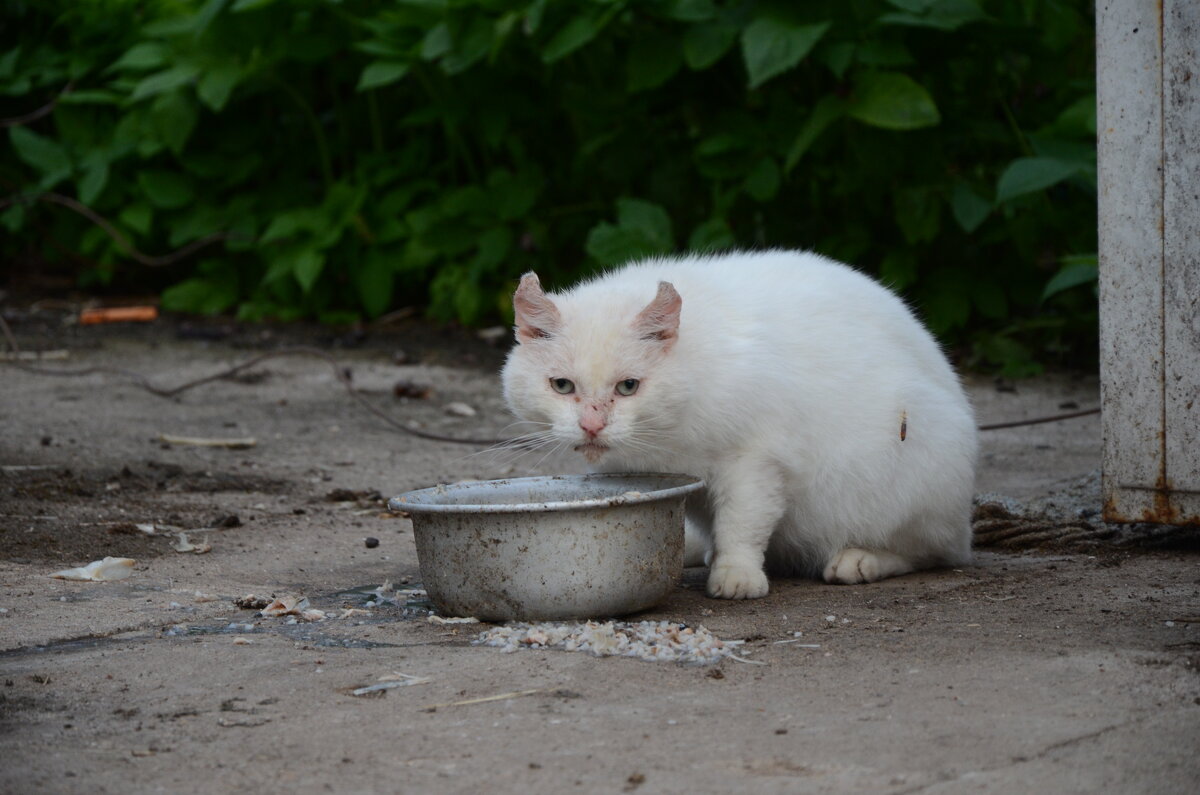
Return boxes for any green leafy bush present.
[1,0,1097,373]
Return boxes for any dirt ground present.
[1,315,1197,795]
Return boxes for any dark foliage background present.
[2,0,1097,373]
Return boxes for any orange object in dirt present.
[79,306,159,325]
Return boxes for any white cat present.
[501,250,977,599]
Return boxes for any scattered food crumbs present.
[259,596,325,621]
[49,557,136,581]
[364,537,379,549]
[475,621,736,664]
[428,615,480,625]
[825,615,836,622]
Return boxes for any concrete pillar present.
[1097,0,1200,524]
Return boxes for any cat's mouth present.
[574,441,609,462]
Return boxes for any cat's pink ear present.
[512,272,561,343]
[634,281,682,347]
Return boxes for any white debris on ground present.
[350,672,431,696]
[172,532,212,554]
[475,620,738,664]
[259,596,326,622]
[362,581,427,607]
[48,557,136,581]
[427,615,479,625]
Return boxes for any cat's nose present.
[579,407,606,438]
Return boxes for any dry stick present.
[2,193,232,267]
[976,407,1100,431]
[0,84,71,128]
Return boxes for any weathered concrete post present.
[1097,0,1199,524]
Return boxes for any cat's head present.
[501,272,683,463]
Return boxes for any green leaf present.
[420,23,452,61]
[847,71,940,130]
[542,10,611,63]
[119,203,154,236]
[893,187,940,244]
[292,247,326,293]
[663,0,718,21]
[137,170,195,209]
[741,17,831,89]
[109,42,170,72]
[616,198,673,250]
[880,0,986,31]
[8,126,71,184]
[0,47,19,79]
[1041,256,1098,301]
[682,21,738,70]
[784,96,844,172]
[473,226,513,272]
[151,89,199,155]
[586,198,674,266]
[355,249,394,318]
[232,0,279,11]
[995,157,1079,203]
[77,161,109,205]
[687,217,735,252]
[130,65,201,102]
[441,17,493,75]
[818,42,854,79]
[197,63,244,111]
[162,273,239,315]
[489,169,542,221]
[260,209,317,243]
[357,61,409,91]
[950,182,991,232]
[1,204,26,234]
[743,157,780,202]
[193,0,231,36]
[627,32,683,92]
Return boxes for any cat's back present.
[575,250,925,349]
[565,250,961,399]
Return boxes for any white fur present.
[501,251,977,599]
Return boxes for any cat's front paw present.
[706,562,769,599]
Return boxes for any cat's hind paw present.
[706,562,769,599]
[823,548,913,584]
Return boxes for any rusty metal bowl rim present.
[387,472,704,515]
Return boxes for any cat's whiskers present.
[455,422,557,467]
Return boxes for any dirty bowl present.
[387,473,704,621]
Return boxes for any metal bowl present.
[387,473,704,621]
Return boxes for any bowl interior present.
[389,473,703,513]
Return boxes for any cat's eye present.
[550,378,575,394]
[615,378,640,396]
